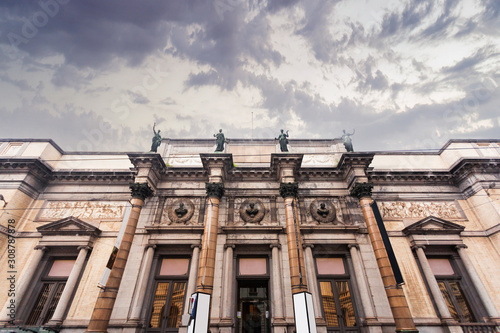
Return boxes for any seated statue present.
[246,202,259,218]
[317,203,330,218]
[175,203,188,218]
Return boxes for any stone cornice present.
[297,168,342,181]
[367,170,453,184]
[337,153,374,172]
[450,158,500,184]
[50,170,135,183]
[128,153,167,173]
[200,153,234,169]
[163,168,207,180]
[0,157,53,180]
[270,153,303,182]
[200,153,233,182]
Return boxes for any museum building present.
[0,138,499,333]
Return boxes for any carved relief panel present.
[232,197,272,225]
[38,201,127,221]
[301,198,344,225]
[378,201,462,220]
[161,197,201,225]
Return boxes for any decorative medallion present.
[239,199,266,224]
[309,200,337,224]
[167,199,195,224]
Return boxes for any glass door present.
[237,280,270,333]
[148,281,186,332]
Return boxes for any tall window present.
[428,258,477,323]
[25,259,75,326]
[147,258,189,332]
[316,257,358,332]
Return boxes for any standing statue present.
[150,123,162,153]
[341,129,355,152]
[214,129,228,152]
[275,129,289,152]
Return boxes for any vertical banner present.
[187,292,211,333]
[293,292,317,333]
[371,201,404,285]
[98,202,132,288]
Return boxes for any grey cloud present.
[175,6,283,90]
[419,0,458,39]
[160,97,177,106]
[51,65,94,89]
[442,46,496,74]
[127,90,150,105]
[0,1,199,68]
[482,0,500,21]
[0,74,34,91]
[453,19,477,38]
[0,107,137,152]
[379,0,433,37]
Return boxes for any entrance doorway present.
[237,280,270,333]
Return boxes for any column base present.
[45,319,62,327]
[363,317,383,326]
[218,317,234,327]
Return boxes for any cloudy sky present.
[0,0,499,153]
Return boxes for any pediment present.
[37,216,101,236]
[403,216,464,235]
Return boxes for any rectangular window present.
[316,257,358,331]
[239,258,267,276]
[25,258,76,326]
[147,257,189,332]
[428,258,476,323]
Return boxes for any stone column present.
[184,245,201,315]
[303,244,321,318]
[0,246,46,325]
[348,244,377,322]
[87,183,153,332]
[350,183,418,332]
[456,245,500,320]
[280,182,308,294]
[47,246,90,326]
[196,182,224,295]
[129,244,156,322]
[270,244,284,320]
[222,244,235,319]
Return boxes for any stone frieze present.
[39,201,126,220]
[378,201,461,219]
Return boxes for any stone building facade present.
[0,138,499,333]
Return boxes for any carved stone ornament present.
[129,182,153,200]
[379,201,462,219]
[206,182,224,199]
[239,200,266,224]
[39,201,126,220]
[309,200,337,224]
[279,182,298,199]
[167,199,195,224]
[350,182,373,199]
